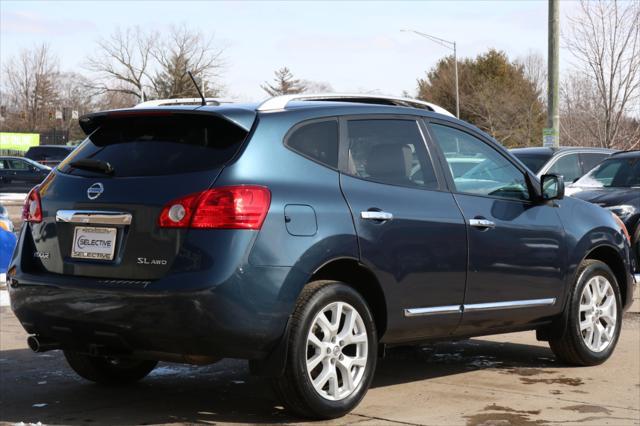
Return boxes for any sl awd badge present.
[87,183,104,200]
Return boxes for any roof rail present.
[256,93,455,117]
[134,98,234,108]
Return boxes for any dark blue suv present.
[7,94,637,419]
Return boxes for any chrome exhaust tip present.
[27,335,59,353]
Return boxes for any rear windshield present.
[512,153,551,173]
[26,147,73,159]
[58,114,247,177]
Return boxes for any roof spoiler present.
[78,108,256,135]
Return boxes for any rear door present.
[339,116,467,342]
[427,121,565,334]
[29,112,251,280]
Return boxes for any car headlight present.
[606,204,637,221]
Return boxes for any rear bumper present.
[7,265,305,361]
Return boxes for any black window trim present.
[424,118,538,204]
[283,116,340,171]
[337,114,446,192]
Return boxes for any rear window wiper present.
[69,159,114,175]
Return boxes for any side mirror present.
[541,174,564,201]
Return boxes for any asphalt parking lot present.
[2,196,640,425]
[1,304,639,426]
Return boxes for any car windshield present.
[572,156,640,188]
[512,152,551,173]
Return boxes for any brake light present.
[22,187,42,223]
[158,186,271,229]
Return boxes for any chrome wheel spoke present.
[305,300,369,401]
[580,275,617,353]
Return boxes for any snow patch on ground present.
[149,365,196,377]
[0,289,10,307]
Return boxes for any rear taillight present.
[22,187,42,223]
[158,186,271,229]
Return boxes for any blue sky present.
[1,1,582,100]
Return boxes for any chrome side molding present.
[56,210,132,226]
[404,305,462,317]
[464,298,556,312]
[405,298,556,317]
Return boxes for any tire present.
[549,259,622,366]
[272,280,378,419]
[63,351,158,385]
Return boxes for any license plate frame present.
[71,226,117,261]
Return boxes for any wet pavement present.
[1,307,638,425]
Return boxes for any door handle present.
[469,218,496,229]
[361,211,393,221]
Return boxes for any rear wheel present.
[63,351,157,385]
[549,259,622,366]
[273,281,377,419]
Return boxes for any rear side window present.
[285,119,338,169]
[58,114,247,177]
[345,119,438,189]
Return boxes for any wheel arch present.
[584,244,628,307]
[309,257,387,339]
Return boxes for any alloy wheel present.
[579,275,617,353]
[305,301,369,401]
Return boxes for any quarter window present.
[286,119,339,169]
[346,119,438,189]
[430,124,529,201]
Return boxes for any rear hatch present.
[25,109,253,280]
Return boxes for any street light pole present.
[402,29,460,118]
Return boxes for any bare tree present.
[517,50,546,103]
[2,44,59,131]
[151,25,225,99]
[261,67,306,96]
[565,0,640,149]
[85,27,156,101]
[301,80,334,93]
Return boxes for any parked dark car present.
[0,156,51,193]
[7,94,636,419]
[567,150,640,262]
[24,145,75,167]
[511,146,615,184]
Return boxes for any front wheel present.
[549,259,622,366]
[273,280,378,419]
[64,351,158,385]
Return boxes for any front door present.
[427,122,566,334]
[339,117,467,342]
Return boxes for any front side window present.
[286,119,338,169]
[573,157,640,188]
[547,154,582,183]
[7,159,29,170]
[430,124,529,201]
[346,119,438,189]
